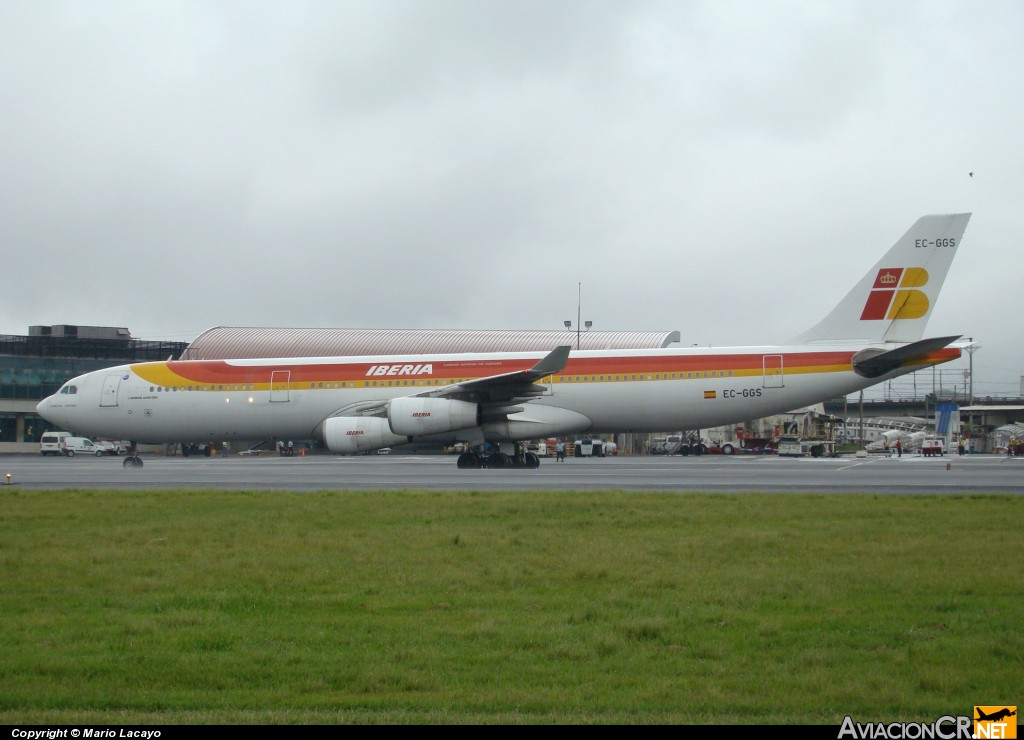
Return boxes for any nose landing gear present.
[122,442,143,468]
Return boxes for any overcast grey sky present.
[1,0,1021,396]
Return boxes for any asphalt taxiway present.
[1,452,1022,493]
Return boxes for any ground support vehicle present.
[40,431,71,456]
[776,435,836,458]
[574,438,606,457]
[62,437,101,457]
[93,440,126,456]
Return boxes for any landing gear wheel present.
[456,452,480,469]
[524,452,540,469]
[123,456,143,469]
[487,453,510,468]
[679,444,690,456]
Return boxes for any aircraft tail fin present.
[790,214,971,345]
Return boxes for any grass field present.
[0,489,1020,724]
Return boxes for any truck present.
[574,438,607,457]
[921,438,945,456]
[526,439,557,458]
[776,435,836,458]
[664,432,711,456]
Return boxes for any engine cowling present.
[387,397,479,436]
[322,416,407,454]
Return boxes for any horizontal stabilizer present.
[852,335,961,378]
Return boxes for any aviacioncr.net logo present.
[974,706,1017,739]
[838,715,971,739]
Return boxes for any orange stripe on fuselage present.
[130,350,869,389]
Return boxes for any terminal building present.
[0,325,189,453]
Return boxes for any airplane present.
[37,213,971,470]
[976,708,1016,723]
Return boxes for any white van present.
[63,437,101,457]
[40,431,72,456]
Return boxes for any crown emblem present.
[879,271,898,285]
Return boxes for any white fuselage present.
[36,343,954,448]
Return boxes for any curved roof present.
[180,327,681,360]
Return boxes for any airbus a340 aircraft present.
[38,213,971,470]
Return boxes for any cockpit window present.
[59,385,78,395]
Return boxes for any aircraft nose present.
[36,394,64,425]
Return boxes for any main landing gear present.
[456,443,541,470]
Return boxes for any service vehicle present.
[62,436,101,456]
[703,441,738,455]
[574,438,607,457]
[93,440,126,456]
[776,435,836,458]
[526,439,558,458]
[921,438,945,456]
[40,431,72,456]
[665,433,708,456]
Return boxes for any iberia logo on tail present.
[860,267,931,321]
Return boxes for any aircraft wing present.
[417,344,570,406]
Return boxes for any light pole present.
[964,338,981,442]
[564,282,592,349]
[965,338,980,407]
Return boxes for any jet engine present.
[387,397,480,436]
[322,416,408,454]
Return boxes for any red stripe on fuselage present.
[153,350,859,385]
